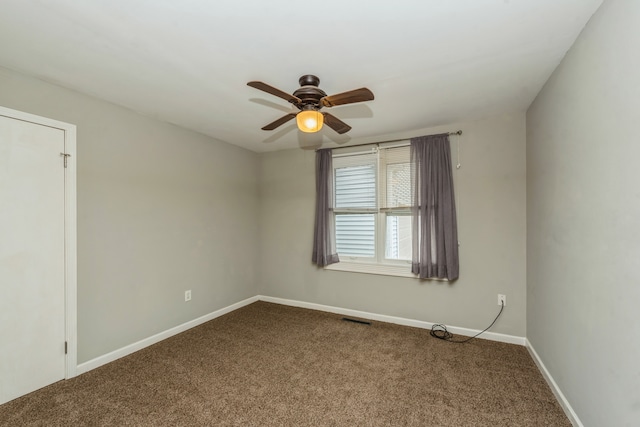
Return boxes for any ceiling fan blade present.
[261,113,297,131]
[320,88,374,108]
[323,113,352,134]
[248,81,302,104]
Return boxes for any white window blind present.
[333,152,377,258]
[379,146,412,261]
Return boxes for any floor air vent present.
[342,317,371,325]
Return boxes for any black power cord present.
[430,300,504,343]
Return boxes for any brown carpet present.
[0,301,569,426]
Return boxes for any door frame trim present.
[0,106,77,379]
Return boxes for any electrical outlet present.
[185,290,192,302]
[497,294,506,306]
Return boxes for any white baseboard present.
[257,295,526,346]
[526,339,582,427]
[76,294,525,376]
[76,296,259,375]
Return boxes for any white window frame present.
[326,144,417,278]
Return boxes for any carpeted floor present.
[0,301,570,426]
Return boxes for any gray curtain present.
[312,149,339,267]
[410,134,459,280]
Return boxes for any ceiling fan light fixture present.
[296,110,323,133]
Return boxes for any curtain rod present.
[318,130,462,152]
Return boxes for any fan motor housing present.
[293,74,326,108]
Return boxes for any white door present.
[0,114,67,404]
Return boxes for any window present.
[328,145,415,277]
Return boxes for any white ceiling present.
[0,0,602,152]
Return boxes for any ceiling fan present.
[247,75,374,134]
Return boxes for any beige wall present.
[259,113,527,336]
[526,0,640,425]
[0,67,260,363]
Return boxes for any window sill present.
[324,261,417,278]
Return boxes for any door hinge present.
[65,341,68,354]
[60,152,71,168]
